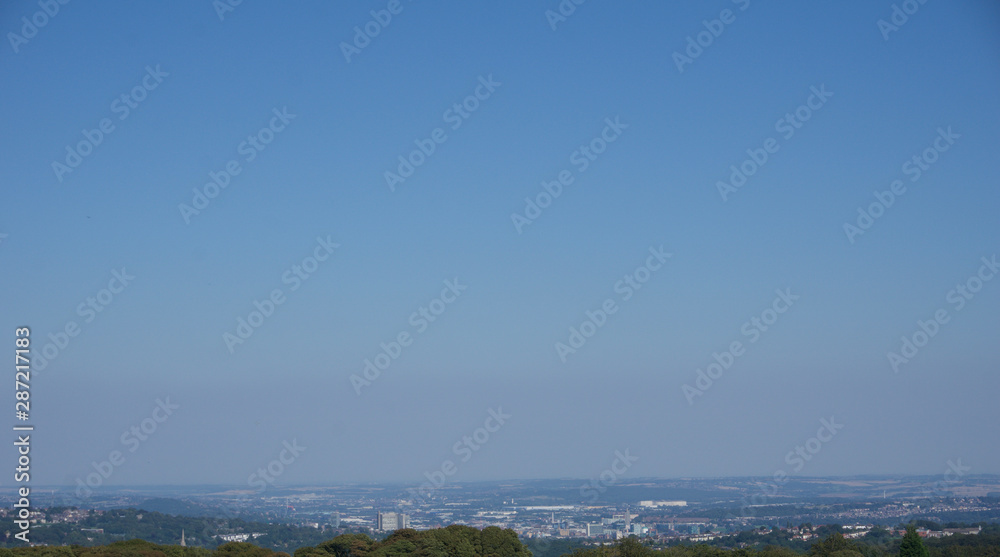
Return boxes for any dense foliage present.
[568,529,1000,557]
[898,527,929,557]
[291,526,529,557]
[1,509,356,552]
[522,538,589,557]
[2,523,997,557]
[0,525,528,557]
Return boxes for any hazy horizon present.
[18,471,1000,491]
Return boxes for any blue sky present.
[1,1,998,490]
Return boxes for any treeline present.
[657,524,999,554]
[0,525,529,557]
[1,509,354,552]
[2,520,998,557]
[572,528,1000,557]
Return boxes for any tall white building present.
[377,511,409,531]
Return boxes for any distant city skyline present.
[11,476,999,547]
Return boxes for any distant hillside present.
[1,508,347,552]
[2,524,998,557]
[0,525,530,557]
[135,499,217,518]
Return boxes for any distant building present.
[639,500,687,508]
[610,510,636,524]
[586,523,605,537]
[80,528,104,534]
[377,511,409,531]
[944,526,982,536]
[216,533,265,543]
[924,531,946,538]
[671,522,704,535]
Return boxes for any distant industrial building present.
[377,511,409,531]
[639,500,687,507]
[629,523,647,536]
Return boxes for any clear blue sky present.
[1,1,998,490]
